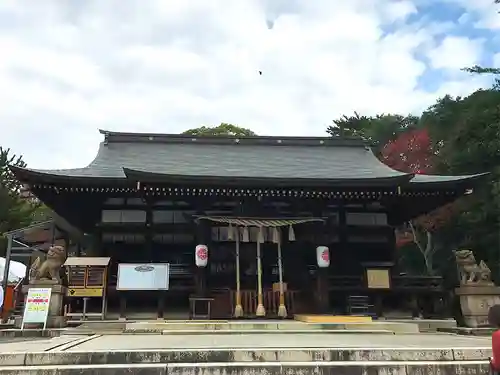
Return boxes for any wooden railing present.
[328,275,445,291]
[392,276,444,289]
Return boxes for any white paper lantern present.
[195,244,208,267]
[316,246,330,268]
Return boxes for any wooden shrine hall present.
[9,130,486,319]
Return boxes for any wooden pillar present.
[314,203,330,314]
[316,268,329,313]
[338,200,347,255]
[119,294,127,320]
[92,229,103,257]
[157,290,166,320]
[145,198,153,262]
[338,200,348,313]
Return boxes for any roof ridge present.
[98,129,369,148]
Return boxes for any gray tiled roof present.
[12,131,486,185]
[16,143,409,181]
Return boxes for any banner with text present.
[21,288,51,329]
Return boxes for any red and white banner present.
[316,246,330,268]
[195,244,208,267]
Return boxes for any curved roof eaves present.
[409,172,489,187]
[9,165,126,183]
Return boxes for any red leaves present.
[381,127,460,240]
[380,128,433,174]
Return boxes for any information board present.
[117,263,170,291]
[366,268,391,289]
[21,288,51,329]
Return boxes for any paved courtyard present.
[0,333,491,353]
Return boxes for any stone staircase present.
[123,320,421,334]
[0,346,490,374]
[0,319,486,374]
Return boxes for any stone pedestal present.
[455,285,500,328]
[16,283,67,328]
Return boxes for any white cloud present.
[0,0,490,169]
[426,36,485,70]
[443,0,500,29]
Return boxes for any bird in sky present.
[258,71,262,75]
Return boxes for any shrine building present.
[8,130,486,319]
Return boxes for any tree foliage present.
[327,112,420,156]
[0,148,36,233]
[0,148,46,255]
[328,89,500,277]
[182,123,257,137]
[380,128,433,174]
[463,66,500,75]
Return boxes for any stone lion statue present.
[454,249,493,285]
[30,245,67,283]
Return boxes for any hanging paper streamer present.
[272,227,280,244]
[242,226,249,243]
[288,224,295,241]
[258,226,264,243]
[195,244,209,267]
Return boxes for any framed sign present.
[366,268,391,289]
[117,263,170,291]
[21,288,51,329]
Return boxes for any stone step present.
[159,329,395,335]
[124,321,420,334]
[0,360,490,375]
[0,347,491,366]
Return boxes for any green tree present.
[463,66,500,75]
[0,148,44,255]
[425,89,500,277]
[327,113,420,155]
[182,123,257,137]
[327,94,500,277]
[394,89,500,279]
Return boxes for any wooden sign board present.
[67,288,103,297]
[366,268,391,289]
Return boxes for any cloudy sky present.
[1,0,499,169]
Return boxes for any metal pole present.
[1,235,13,322]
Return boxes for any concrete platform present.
[294,314,372,323]
[439,327,495,336]
[0,345,492,366]
[124,320,421,334]
[393,318,457,332]
[0,332,492,374]
[0,361,490,375]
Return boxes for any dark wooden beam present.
[95,222,194,233]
